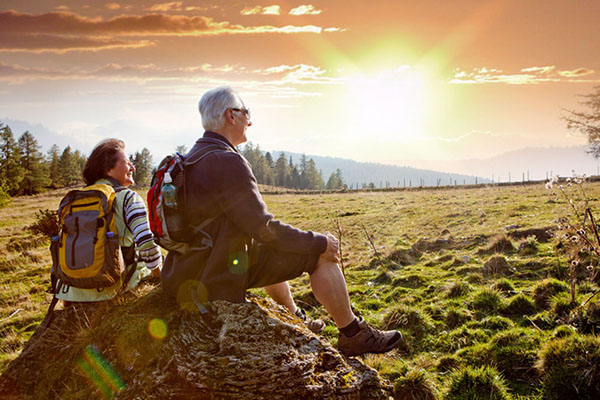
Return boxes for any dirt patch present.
[507,227,555,243]
[478,236,515,255]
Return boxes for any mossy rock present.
[0,289,390,399]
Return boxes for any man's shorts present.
[245,242,321,289]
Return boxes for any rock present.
[0,289,389,399]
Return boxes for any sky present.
[1,0,599,174]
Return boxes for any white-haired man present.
[161,86,404,356]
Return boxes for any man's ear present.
[225,109,234,124]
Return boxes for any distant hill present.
[405,146,600,182]
[269,151,488,188]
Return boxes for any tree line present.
[241,142,345,190]
[0,122,155,203]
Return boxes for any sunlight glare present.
[341,68,430,142]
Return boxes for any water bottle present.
[162,172,178,209]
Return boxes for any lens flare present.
[228,251,248,275]
[148,318,168,339]
[76,345,126,399]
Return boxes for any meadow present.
[1,181,600,399]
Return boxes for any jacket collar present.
[201,131,239,152]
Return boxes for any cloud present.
[105,3,120,10]
[56,5,70,11]
[289,5,322,15]
[558,68,595,77]
[147,2,184,12]
[520,66,555,74]
[0,34,152,54]
[241,5,281,15]
[0,10,342,52]
[451,66,597,84]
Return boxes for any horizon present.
[1,1,599,175]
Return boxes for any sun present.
[340,67,430,142]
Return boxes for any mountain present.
[404,146,599,183]
[269,150,488,188]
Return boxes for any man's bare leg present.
[309,258,355,328]
[264,281,297,314]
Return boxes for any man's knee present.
[311,258,341,275]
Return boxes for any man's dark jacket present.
[161,131,327,303]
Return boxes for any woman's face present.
[106,149,135,187]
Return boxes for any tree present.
[47,144,61,188]
[564,86,600,157]
[59,146,81,187]
[326,168,345,190]
[17,131,50,194]
[274,152,291,187]
[0,123,24,195]
[175,145,187,155]
[131,147,153,187]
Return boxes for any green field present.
[1,182,600,398]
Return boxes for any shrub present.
[441,327,489,352]
[0,181,10,208]
[471,287,503,314]
[479,236,515,255]
[550,292,577,318]
[445,281,471,298]
[393,369,439,400]
[501,294,536,316]
[466,316,514,331]
[493,278,515,296]
[446,366,513,400]
[533,279,568,309]
[568,301,600,334]
[537,335,600,399]
[517,236,539,256]
[437,355,459,372]
[383,304,434,341]
[445,307,472,329]
[28,208,59,238]
[552,324,576,338]
[483,255,510,276]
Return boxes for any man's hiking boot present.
[295,308,325,334]
[337,318,405,357]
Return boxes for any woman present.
[56,139,162,302]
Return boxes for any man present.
[161,86,404,356]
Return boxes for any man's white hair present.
[198,86,244,131]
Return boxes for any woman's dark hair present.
[82,138,126,185]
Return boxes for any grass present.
[2,181,600,397]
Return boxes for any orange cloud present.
[289,5,322,15]
[451,66,597,84]
[241,5,281,15]
[0,33,152,54]
[558,68,595,77]
[105,3,120,10]
[148,2,184,12]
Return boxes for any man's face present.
[231,102,252,145]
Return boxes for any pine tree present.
[59,146,81,187]
[326,168,345,190]
[17,131,50,194]
[274,152,291,187]
[175,145,187,155]
[131,147,153,187]
[0,123,25,195]
[47,144,61,188]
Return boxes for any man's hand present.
[321,231,340,262]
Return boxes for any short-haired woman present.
[56,138,162,302]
